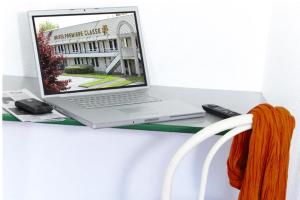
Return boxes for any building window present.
[89,43,93,51]
[86,58,89,64]
[126,38,131,47]
[80,43,83,52]
[124,60,129,74]
[123,38,127,47]
[95,57,99,66]
[74,58,80,65]
[104,58,107,67]
[91,58,95,66]
[123,38,131,47]
[83,43,86,52]
[92,42,96,50]
[109,40,113,50]
[113,39,118,50]
[102,41,105,51]
[98,41,101,52]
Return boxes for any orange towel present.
[227,104,295,200]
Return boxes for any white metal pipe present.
[198,124,252,200]
[161,114,253,200]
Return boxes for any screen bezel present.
[28,7,150,98]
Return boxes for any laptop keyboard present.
[67,91,161,109]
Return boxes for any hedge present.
[64,64,94,74]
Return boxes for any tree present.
[39,21,59,32]
[37,31,70,94]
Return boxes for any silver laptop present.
[28,7,205,128]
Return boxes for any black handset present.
[15,98,53,114]
[202,104,240,118]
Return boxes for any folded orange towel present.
[227,104,295,200]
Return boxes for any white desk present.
[3,76,265,200]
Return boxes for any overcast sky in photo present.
[34,13,130,30]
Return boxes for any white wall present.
[4,122,238,200]
[0,0,272,91]
[2,0,299,199]
[263,0,300,199]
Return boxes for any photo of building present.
[34,13,146,93]
[45,13,143,76]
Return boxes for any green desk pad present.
[3,113,226,135]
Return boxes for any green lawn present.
[62,73,145,88]
[126,76,145,83]
[79,77,119,88]
[98,79,132,88]
[63,73,120,79]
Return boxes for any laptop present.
[28,7,205,128]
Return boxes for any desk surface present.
[3,75,265,132]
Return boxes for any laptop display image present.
[32,11,147,95]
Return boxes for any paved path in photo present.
[58,76,98,91]
[128,82,144,86]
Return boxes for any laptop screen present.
[32,11,147,95]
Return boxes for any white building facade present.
[45,14,143,76]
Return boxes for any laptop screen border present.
[31,9,149,97]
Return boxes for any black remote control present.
[202,104,240,119]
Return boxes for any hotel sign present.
[53,25,109,40]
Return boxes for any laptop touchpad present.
[119,106,158,115]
